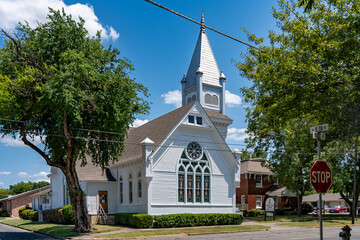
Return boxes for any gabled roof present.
[75,102,196,181]
[185,15,221,89]
[0,185,50,202]
[241,158,272,174]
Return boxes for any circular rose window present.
[186,141,203,160]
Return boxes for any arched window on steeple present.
[205,93,211,104]
[211,95,218,105]
[191,95,196,102]
[177,141,211,203]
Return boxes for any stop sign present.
[310,161,332,193]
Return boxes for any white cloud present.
[0,0,119,41]
[161,90,182,108]
[0,171,11,175]
[131,119,149,128]
[0,182,4,185]
[17,171,50,181]
[227,128,249,141]
[17,171,29,178]
[0,135,42,147]
[225,90,242,108]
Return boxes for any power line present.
[144,0,261,51]
[0,118,248,148]
[0,127,353,156]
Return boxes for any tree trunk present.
[63,165,92,233]
[296,192,303,217]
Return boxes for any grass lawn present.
[246,214,355,223]
[2,219,123,238]
[96,225,270,239]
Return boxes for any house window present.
[241,195,246,205]
[256,196,262,209]
[205,93,211,104]
[188,115,195,124]
[196,117,202,125]
[129,174,133,204]
[178,142,210,203]
[273,177,279,185]
[138,172,142,199]
[63,179,69,206]
[42,197,49,204]
[256,175,262,187]
[119,176,123,204]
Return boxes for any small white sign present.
[265,198,275,212]
[310,124,329,134]
[266,212,274,217]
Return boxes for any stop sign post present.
[310,124,329,240]
[311,161,332,193]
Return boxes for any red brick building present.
[0,186,50,217]
[236,158,297,211]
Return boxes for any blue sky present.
[0,0,278,188]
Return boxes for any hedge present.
[62,205,75,224]
[0,211,11,217]
[42,208,63,223]
[18,206,31,217]
[20,209,38,221]
[153,213,244,228]
[115,213,153,228]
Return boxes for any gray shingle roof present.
[0,185,50,202]
[185,18,221,89]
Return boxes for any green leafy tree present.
[235,0,360,213]
[0,9,149,232]
[0,188,12,199]
[9,181,50,194]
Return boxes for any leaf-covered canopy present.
[0,9,150,170]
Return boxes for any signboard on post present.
[310,161,332,193]
[265,198,275,221]
[310,124,329,134]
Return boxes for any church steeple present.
[181,13,226,114]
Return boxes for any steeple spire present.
[200,12,205,32]
[181,13,226,114]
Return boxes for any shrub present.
[18,206,31,217]
[62,205,74,224]
[115,213,153,228]
[275,208,285,215]
[28,210,39,221]
[255,209,265,216]
[153,213,244,228]
[0,211,11,217]
[239,209,248,217]
[129,214,153,228]
[20,209,38,220]
[115,213,136,226]
[247,209,257,217]
[43,209,63,223]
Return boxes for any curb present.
[0,221,65,240]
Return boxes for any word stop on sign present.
[311,171,331,183]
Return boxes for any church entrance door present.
[98,190,108,213]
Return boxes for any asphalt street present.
[142,226,360,240]
[0,223,56,240]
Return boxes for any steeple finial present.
[201,12,205,32]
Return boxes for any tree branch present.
[19,123,62,169]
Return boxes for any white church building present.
[48,16,241,219]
